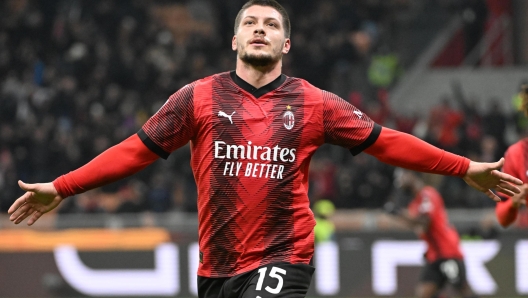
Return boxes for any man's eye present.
[245,21,254,25]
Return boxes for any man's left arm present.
[365,127,522,201]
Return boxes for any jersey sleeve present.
[53,134,159,198]
[139,83,196,159]
[364,127,470,176]
[322,91,381,155]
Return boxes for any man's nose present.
[254,27,265,35]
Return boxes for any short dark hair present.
[234,0,291,38]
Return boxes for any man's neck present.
[235,59,282,89]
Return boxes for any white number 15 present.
[256,266,287,294]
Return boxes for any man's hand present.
[463,158,523,202]
[511,183,528,209]
[8,181,64,225]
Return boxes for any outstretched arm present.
[8,134,159,225]
[365,127,522,202]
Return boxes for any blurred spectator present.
[313,199,336,243]
[460,0,488,58]
[482,99,507,154]
[427,97,464,153]
[512,80,528,136]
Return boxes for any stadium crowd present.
[0,0,519,215]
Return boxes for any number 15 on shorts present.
[256,266,286,295]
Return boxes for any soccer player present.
[496,84,528,227]
[8,1,522,297]
[384,169,477,298]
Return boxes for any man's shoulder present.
[195,71,230,86]
[188,71,232,86]
[282,76,328,105]
[283,75,319,91]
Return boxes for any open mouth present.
[250,39,267,46]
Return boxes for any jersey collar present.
[230,71,286,99]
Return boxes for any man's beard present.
[239,50,281,67]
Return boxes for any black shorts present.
[198,262,315,298]
[420,258,467,289]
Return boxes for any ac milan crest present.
[283,105,295,130]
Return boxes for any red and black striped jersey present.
[408,186,463,262]
[499,138,528,187]
[495,138,528,226]
[139,71,379,277]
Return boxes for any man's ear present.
[232,35,237,51]
[282,38,291,54]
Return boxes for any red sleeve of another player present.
[495,147,519,227]
[322,91,380,154]
[496,199,517,227]
[53,134,159,198]
[364,127,470,176]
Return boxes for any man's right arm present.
[53,133,159,198]
[8,133,159,225]
[9,82,197,225]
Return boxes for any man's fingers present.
[497,181,521,196]
[8,193,31,214]
[9,202,31,221]
[15,207,35,225]
[497,188,516,197]
[492,170,523,186]
[18,180,38,192]
[492,157,505,170]
[484,190,501,202]
[28,211,43,226]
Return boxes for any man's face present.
[232,5,290,67]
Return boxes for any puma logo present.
[353,110,363,118]
[218,111,236,124]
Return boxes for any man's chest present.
[197,92,320,145]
